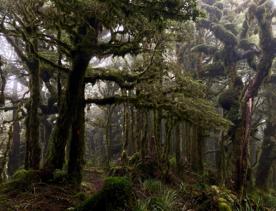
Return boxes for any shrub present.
[75,177,133,211]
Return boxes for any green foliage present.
[249,190,276,209]
[74,177,133,211]
[12,169,30,180]
[135,189,177,211]
[143,179,163,194]
[148,190,177,211]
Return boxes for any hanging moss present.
[191,44,218,55]
[74,177,133,211]
[202,4,222,22]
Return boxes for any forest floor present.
[0,166,275,211]
[0,168,105,211]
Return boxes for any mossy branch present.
[85,68,145,89]
[191,44,218,55]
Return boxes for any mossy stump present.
[75,177,133,211]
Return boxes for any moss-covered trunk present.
[68,83,85,184]
[7,81,21,176]
[25,57,41,169]
[255,122,276,189]
[45,51,91,170]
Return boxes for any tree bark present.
[68,83,85,184]
[45,51,91,170]
[25,57,41,169]
[255,122,276,189]
[7,82,21,176]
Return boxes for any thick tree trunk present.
[175,124,184,175]
[68,83,85,184]
[255,123,276,189]
[45,51,91,170]
[25,58,41,169]
[234,51,273,193]
[7,110,21,176]
[191,125,203,173]
[7,82,21,176]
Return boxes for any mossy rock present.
[75,177,133,211]
[218,198,232,211]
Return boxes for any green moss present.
[202,4,222,22]
[218,200,232,211]
[75,177,133,211]
[12,169,30,180]
[169,156,176,169]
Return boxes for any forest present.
[0,0,276,210]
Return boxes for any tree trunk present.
[25,57,41,169]
[7,110,21,176]
[7,81,21,176]
[45,51,91,170]
[68,83,85,184]
[255,122,276,189]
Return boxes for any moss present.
[202,4,222,22]
[211,24,238,46]
[75,177,133,211]
[218,200,232,211]
[12,169,30,180]
[169,156,176,170]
